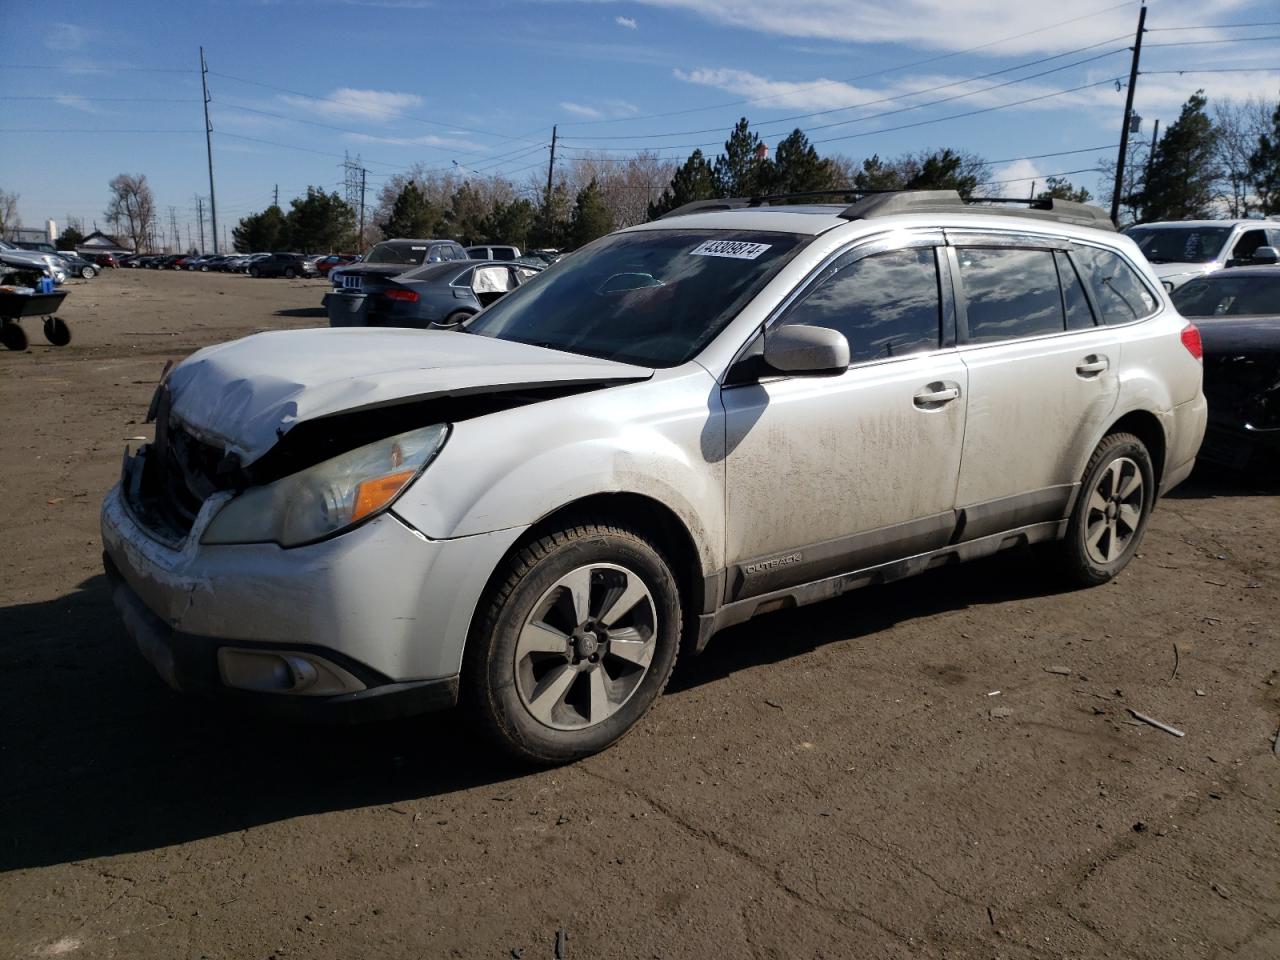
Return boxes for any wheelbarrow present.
[0,289,71,351]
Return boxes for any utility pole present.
[1144,118,1161,186]
[200,47,219,253]
[1109,3,1147,226]
[273,183,279,207]
[544,124,558,207]
[168,206,180,251]
[196,195,205,253]
[358,166,367,253]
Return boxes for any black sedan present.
[1173,266,1280,469]
[324,260,539,329]
[248,252,319,279]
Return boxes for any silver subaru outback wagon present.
[102,191,1207,763]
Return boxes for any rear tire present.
[43,317,71,346]
[249,266,260,278]
[1045,432,1154,587]
[285,267,297,279]
[1,322,28,351]
[443,310,472,327]
[80,266,95,279]
[463,523,682,764]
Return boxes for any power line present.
[1147,21,1280,31]
[558,0,1141,127]
[983,165,1103,185]
[0,95,200,103]
[0,127,201,133]
[1145,34,1280,48]
[1141,66,1280,75]
[563,35,1130,142]
[0,63,194,73]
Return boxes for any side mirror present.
[763,325,850,376]
[1251,246,1279,265]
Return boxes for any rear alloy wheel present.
[284,267,297,279]
[465,523,681,764]
[249,266,260,278]
[80,265,95,279]
[1049,432,1154,586]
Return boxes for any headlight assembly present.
[202,424,448,548]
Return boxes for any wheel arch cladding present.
[478,492,711,633]
[1106,410,1166,485]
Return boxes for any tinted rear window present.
[1172,273,1280,317]
[1073,246,1158,324]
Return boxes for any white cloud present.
[53,94,103,115]
[674,67,886,111]
[582,1,1252,56]
[562,101,604,119]
[343,132,487,151]
[45,23,88,52]
[985,158,1044,192]
[616,15,638,29]
[279,88,424,123]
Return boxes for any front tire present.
[284,267,296,279]
[464,523,682,764]
[1048,432,1154,586]
[80,266,95,279]
[249,266,260,278]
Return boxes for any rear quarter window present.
[1072,246,1158,325]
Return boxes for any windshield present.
[464,229,807,367]
[1172,273,1280,317]
[1127,226,1231,264]
[365,241,431,266]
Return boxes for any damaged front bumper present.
[100,465,525,721]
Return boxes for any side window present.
[956,247,1064,343]
[779,247,941,364]
[1055,250,1096,330]
[451,267,475,287]
[1073,246,1158,324]
[1232,229,1266,259]
[449,244,468,261]
[426,246,445,263]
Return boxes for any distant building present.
[77,231,134,256]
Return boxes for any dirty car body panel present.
[102,199,1206,741]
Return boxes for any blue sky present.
[2,0,1277,246]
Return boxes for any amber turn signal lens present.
[351,469,417,521]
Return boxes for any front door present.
[722,234,968,603]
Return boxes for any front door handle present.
[1076,354,1109,377]
[914,382,961,408]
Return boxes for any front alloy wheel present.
[466,523,681,764]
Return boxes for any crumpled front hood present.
[165,328,652,465]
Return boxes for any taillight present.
[1180,323,1202,361]
[384,288,419,303]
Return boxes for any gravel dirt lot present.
[1,269,1278,960]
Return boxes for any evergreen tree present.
[382,181,441,239]
[764,129,837,196]
[531,182,573,249]
[904,148,981,194]
[283,188,355,253]
[1037,177,1093,203]
[56,225,85,251]
[1137,91,1220,221]
[1248,97,1280,215]
[231,204,287,252]
[482,198,537,248]
[852,155,905,191]
[445,183,490,242]
[648,149,718,219]
[569,179,613,248]
[714,118,766,197]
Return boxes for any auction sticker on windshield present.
[690,240,772,260]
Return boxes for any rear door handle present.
[914,382,961,407]
[1076,355,1109,377]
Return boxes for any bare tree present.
[105,173,157,252]
[1213,96,1272,217]
[559,152,677,229]
[0,188,20,236]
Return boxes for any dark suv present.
[249,253,319,279]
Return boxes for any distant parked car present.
[55,251,99,279]
[13,240,59,256]
[86,252,118,269]
[0,240,67,283]
[329,238,468,289]
[1171,266,1280,470]
[248,252,319,279]
[1126,220,1280,290]
[467,244,521,261]
[315,254,359,276]
[324,259,540,328]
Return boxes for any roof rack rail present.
[659,188,1115,231]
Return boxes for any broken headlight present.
[202,424,449,548]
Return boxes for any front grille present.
[126,387,234,540]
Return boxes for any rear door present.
[947,233,1123,538]
[722,231,969,602]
